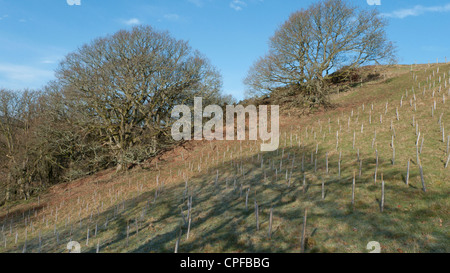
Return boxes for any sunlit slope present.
[1,63,448,253]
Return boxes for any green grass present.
[0,63,449,253]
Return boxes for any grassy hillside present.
[0,63,449,253]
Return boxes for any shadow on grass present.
[6,142,449,253]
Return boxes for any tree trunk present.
[5,172,11,201]
[151,136,157,154]
[116,153,124,173]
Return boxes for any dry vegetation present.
[1,63,448,253]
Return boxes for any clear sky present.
[0,0,449,101]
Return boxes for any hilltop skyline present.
[0,0,449,100]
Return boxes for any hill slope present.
[0,63,449,253]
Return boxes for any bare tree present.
[0,89,21,201]
[0,26,232,203]
[56,25,224,171]
[244,0,396,106]
[0,89,41,200]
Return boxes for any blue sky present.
[0,0,449,101]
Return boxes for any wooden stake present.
[174,228,181,253]
[303,174,306,193]
[406,159,410,185]
[187,216,192,240]
[300,208,308,253]
[445,153,450,168]
[374,150,378,184]
[268,206,273,238]
[255,201,259,231]
[419,165,426,192]
[352,172,356,210]
[381,174,385,213]
[321,179,325,200]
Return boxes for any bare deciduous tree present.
[0,89,41,200]
[56,25,225,171]
[1,26,232,203]
[244,0,397,106]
